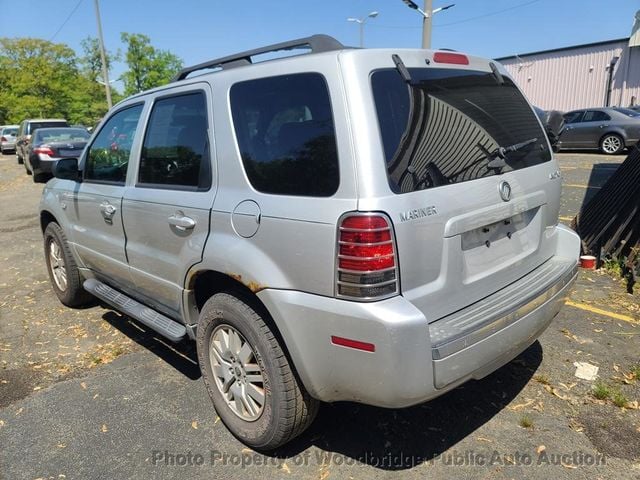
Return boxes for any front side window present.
[230,73,339,197]
[138,92,210,189]
[564,111,583,124]
[85,104,143,184]
[372,68,551,193]
[583,110,611,122]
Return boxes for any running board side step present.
[83,278,187,342]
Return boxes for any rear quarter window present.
[230,72,339,197]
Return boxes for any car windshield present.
[371,67,550,193]
[615,108,640,117]
[34,128,90,143]
[2,128,17,136]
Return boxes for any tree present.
[79,36,118,82]
[0,38,78,123]
[120,33,183,96]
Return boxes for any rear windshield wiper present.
[477,137,538,171]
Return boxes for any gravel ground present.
[0,151,638,480]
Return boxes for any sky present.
[0,0,638,91]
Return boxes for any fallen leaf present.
[536,445,546,454]
[593,329,603,333]
[532,401,544,412]
[57,443,66,448]
[282,462,291,474]
[101,424,108,433]
[625,400,639,410]
[33,386,41,391]
[613,364,620,372]
[0,420,4,428]
[543,385,569,401]
[191,421,198,430]
[559,382,577,391]
[15,408,23,416]
[509,399,534,411]
[80,382,87,390]
[93,394,99,399]
[214,416,220,425]
[476,436,493,443]
[319,471,330,480]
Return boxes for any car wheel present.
[196,292,319,450]
[33,172,48,183]
[43,222,93,307]
[600,134,624,154]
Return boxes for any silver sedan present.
[557,107,640,154]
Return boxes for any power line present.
[436,0,542,27]
[49,0,84,41]
[370,0,543,30]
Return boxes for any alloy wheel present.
[48,239,67,291]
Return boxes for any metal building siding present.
[498,40,640,111]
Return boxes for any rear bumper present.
[30,156,59,174]
[258,225,580,408]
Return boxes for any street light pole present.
[347,11,379,48]
[400,0,455,49]
[422,0,433,49]
[93,0,112,110]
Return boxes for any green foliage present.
[120,33,183,96]
[0,34,181,126]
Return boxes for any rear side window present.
[371,68,551,194]
[582,111,611,122]
[85,104,143,184]
[138,92,211,190]
[564,111,583,124]
[230,73,339,197]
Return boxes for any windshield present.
[371,68,551,193]
[2,128,17,136]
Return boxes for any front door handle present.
[168,212,196,231]
[100,201,117,223]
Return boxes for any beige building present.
[496,36,640,112]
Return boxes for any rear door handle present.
[168,213,196,231]
[599,124,609,128]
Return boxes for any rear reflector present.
[330,335,375,352]
[336,213,399,300]
[433,51,469,65]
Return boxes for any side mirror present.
[52,158,82,181]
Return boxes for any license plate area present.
[461,208,537,251]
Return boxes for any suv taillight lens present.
[336,213,399,300]
[33,147,54,156]
[0,136,6,142]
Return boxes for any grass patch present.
[630,365,640,380]
[534,374,550,385]
[602,257,623,277]
[611,389,629,408]
[592,381,611,400]
[519,415,534,429]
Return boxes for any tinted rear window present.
[230,73,339,197]
[371,68,550,193]
[2,128,17,135]
[30,121,68,133]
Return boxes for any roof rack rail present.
[172,34,345,82]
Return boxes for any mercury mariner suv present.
[39,35,580,449]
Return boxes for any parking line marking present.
[565,300,638,323]
[563,184,602,189]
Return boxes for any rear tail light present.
[33,147,54,156]
[433,51,469,65]
[0,136,6,142]
[336,213,399,300]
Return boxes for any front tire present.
[43,222,93,307]
[196,293,319,450]
[600,134,624,154]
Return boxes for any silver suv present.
[39,35,580,449]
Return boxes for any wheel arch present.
[599,129,626,146]
[40,209,58,233]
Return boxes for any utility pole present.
[422,0,433,49]
[347,11,379,48]
[93,0,112,110]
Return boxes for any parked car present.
[15,119,69,166]
[39,35,580,449]
[557,107,640,154]
[26,127,90,183]
[532,107,565,150]
[0,125,19,154]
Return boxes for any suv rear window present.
[230,73,339,197]
[29,121,69,133]
[371,68,550,194]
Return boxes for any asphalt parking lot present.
[0,151,638,480]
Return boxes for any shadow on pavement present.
[271,341,542,470]
[101,310,201,380]
[580,163,621,208]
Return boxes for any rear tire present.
[196,292,319,450]
[43,222,93,307]
[600,133,624,154]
